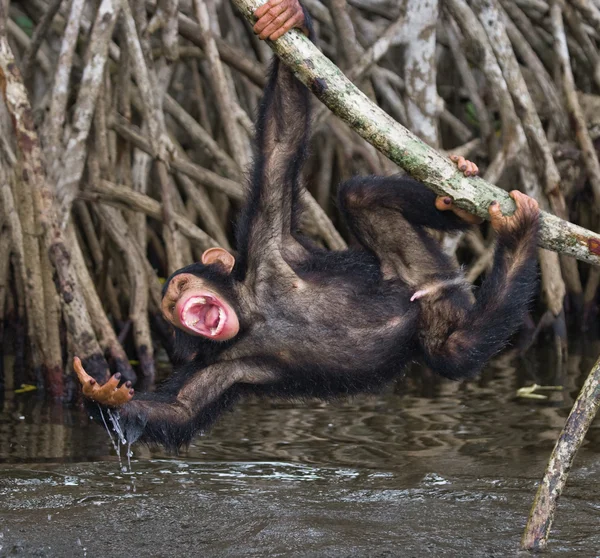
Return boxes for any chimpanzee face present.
[161,249,240,341]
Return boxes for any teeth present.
[217,308,225,335]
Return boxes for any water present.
[1,340,600,556]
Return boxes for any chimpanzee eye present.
[177,278,188,293]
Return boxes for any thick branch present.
[522,352,600,550]
[55,0,120,227]
[230,0,600,267]
[80,179,220,250]
[0,17,109,383]
[109,114,244,200]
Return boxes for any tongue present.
[205,305,220,329]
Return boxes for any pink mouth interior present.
[179,294,227,337]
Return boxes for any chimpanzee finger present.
[435,196,454,211]
[254,0,287,33]
[74,358,104,399]
[259,8,294,39]
[269,11,304,40]
[98,383,134,407]
[73,357,93,386]
[104,373,121,391]
[488,200,508,231]
[112,385,134,405]
[254,8,279,33]
[510,190,539,216]
[254,0,283,19]
[435,195,482,224]
[254,12,276,35]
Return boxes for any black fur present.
[110,10,540,451]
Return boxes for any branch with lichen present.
[521,351,600,550]
[232,0,600,267]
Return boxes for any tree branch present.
[521,351,600,550]
[231,0,600,267]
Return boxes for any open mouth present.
[179,295,227,338]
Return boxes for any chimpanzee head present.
[161,248,241,341]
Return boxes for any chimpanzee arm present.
[235,6,314,273]
[112,360,277,451]
[419,191,540,380]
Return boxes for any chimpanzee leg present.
[418,191,540,380]
[338,175,471,286]
[340,176,540,380]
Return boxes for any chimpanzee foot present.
[74,357,134,407]
[450,155,479,177]
[434,196,483,225]
[488,190,539,234]
[434,156,482,224]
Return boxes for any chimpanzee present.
[75,0,540,451]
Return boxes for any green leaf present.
[14,15,34,37]
[15,384,37,394]
[464,101,478,126]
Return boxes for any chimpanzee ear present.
[201,247,235,274]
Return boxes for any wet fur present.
[112,10,540,452]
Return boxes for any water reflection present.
[1,342,600,467]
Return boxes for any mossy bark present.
[231,0,600,267]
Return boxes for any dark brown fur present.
[107,12,540,452]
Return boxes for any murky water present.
[1,340,600,557]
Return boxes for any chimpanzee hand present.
[253,0,307,40]
[434,156,483,225]
[488,190,539,236]
[450,155,479,177]
[73,357,134,407]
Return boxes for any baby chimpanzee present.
[75,0,539,450]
